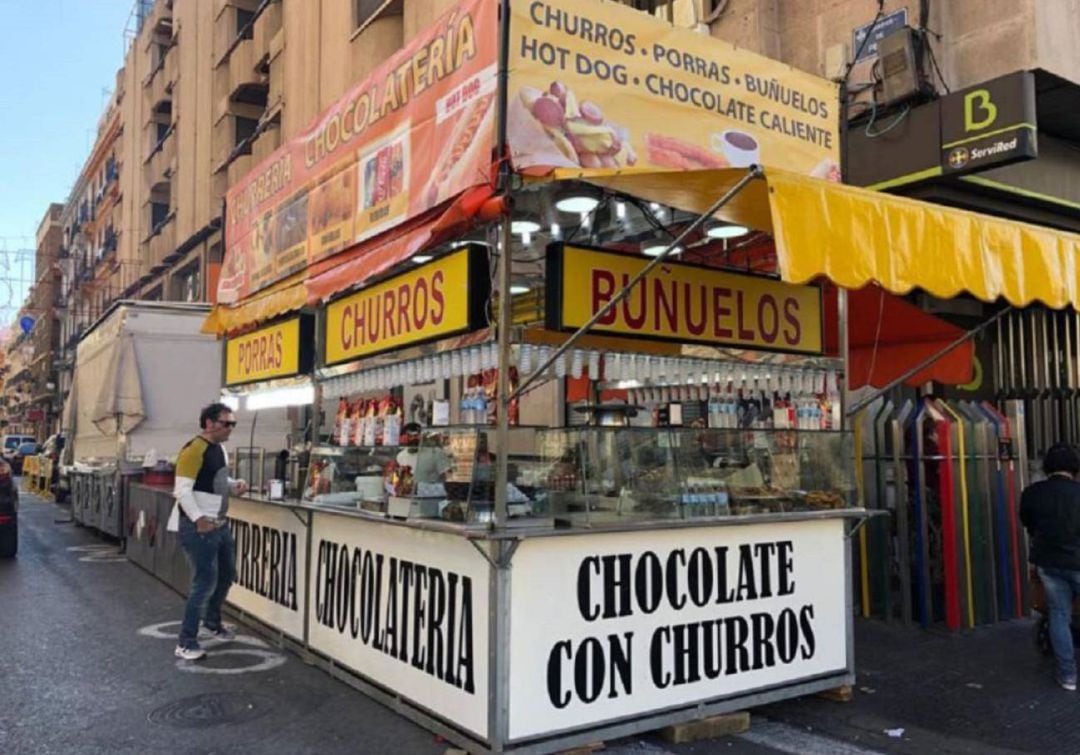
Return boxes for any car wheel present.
[0,522,16,558]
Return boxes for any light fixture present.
[246,384,315,411]
[220,394,241,411]
[555,195,600,214]
[706,223,750,239]
[615,201,626,221]
[642,244,683,257]
[511,219,541,235]
[510,283,531,295]
[550,222,561,239]
[412,254,434,264]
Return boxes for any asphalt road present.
[0,491,873,755]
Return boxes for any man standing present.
[167,402,248,660]
[1020,443,1080,691]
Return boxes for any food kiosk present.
[189,0,1080,752]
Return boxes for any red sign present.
[219,0,499,303]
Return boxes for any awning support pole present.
[494,215,514,531]
[846,305,1011,417]
[508,164,765,402]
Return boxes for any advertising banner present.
[308,512,490,737]
[219,0,498,303]
[507,519,848,739]
[225,497,309,641]
[323,245,490,366]
[508,0,839,178]
[547,244,823,354]
[224,315,314,386]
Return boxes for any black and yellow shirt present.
[169,436,231,528]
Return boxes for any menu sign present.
[323,246,489,366]
[507,0,839,178]
[224,315,314,387]
[219,0,498,303]
[547,244,823,354]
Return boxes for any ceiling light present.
[615,201,626,221]
[412,254,434,264]
[642,244,683,257]
[550,222,561,239]
[511,219,540,235]
[706,224,750,239]
[510,283,531,295]
[555,195,600,214]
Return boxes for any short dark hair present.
[199,402,233,430]
[1044,443,1080,476]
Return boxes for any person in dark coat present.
[1020,443,1080,691]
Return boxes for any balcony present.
[146,214,176,273]
[144,0,173,39]
[164,42,178,94]
[253,1,282,64]
[144,124,177,187]
[146,53,172,111]
[214,0,259,65]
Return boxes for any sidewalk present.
[758,617,1070,754]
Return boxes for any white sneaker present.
[174,644,207,661]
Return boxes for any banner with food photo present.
[219,0,499,303]
[507,0,839,179]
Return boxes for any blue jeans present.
[1038,566,1080,681]
[178,517,235,649]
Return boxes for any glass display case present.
[303,427,549,525]
[534,427,855,526]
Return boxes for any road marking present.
[176,648,288,675]
[138,620,285,675]
[67,544,127,562]
[738,719,885,755]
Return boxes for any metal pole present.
[848,307,1011,416]
[509,164,764,401]
[494,216,513,531]
[839,287,849,431]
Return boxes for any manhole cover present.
[148,692,273,728]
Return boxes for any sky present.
[0,0,134,247]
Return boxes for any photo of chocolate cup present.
[712,129,761,167]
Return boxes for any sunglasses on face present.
[216,420,238,428]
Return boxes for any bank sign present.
[507,519,848,739]
[941,72,1037,176]
[547,244,823,354]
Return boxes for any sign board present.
[507,0,840,180]
[224,316,314,387]
[219,0,498,303]
[307,512,490,737]
[852,9,908,62]
[507,519,849,739]
[323,245,489,366]
[225,497,309,640]
[940,72,1037,175]
[546,244,823,354]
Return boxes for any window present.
[354,0,402,32]
[236,8,255,39]
[156,121,171,144]
[235,116,259,147]
[151,201,170,230]
[173,262,202,303]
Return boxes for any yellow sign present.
[324,248,487,365]
[225,318,303,386]
[551,245,822,353]
[508,0,839,179]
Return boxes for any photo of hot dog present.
[508,81,636,170]
[423,91,496,207]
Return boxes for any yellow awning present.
[555,167,1080,309]
[202,273,308,335]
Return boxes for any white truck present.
[62,301,291,536]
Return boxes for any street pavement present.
[1,489,1073,754]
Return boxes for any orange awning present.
[847,284,974,389]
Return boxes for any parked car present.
[0,472,16,558]
[1,434,35,466]
[11,441,38,475]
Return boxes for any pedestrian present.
[0,460,19,558]
[1020,442,1080,691]
[166,402,248,660]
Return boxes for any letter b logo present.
[964,89,997,132]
